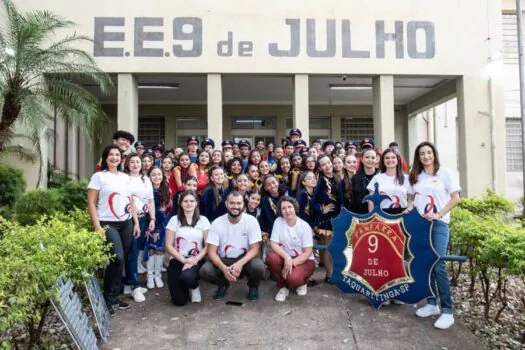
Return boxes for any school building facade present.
[11,0,517,198]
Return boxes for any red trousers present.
[266,251,315,289]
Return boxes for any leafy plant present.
[13,189,62,225]
[58,180,88,210]
[0,164,26,209]
[0,215,109,349]
[457,189,514,218]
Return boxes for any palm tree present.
[0,0,112,158]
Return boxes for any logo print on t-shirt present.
[423,195,437,214]
[380,191,401,209]
[224,245,247,258]
[108,192,131,219]
[188,242,199,256]
[176,237,186,251]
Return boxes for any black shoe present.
[307,279,319,287]
[113,297,130,310]
[248,287,259,301]
[108,306,115,317]
[214,286,228,300]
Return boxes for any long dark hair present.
[148,166,170,208]
[177,190,200,227]
[101,145,122,171]
[226,157,243,176]
[342,154,355,201]
[409,141,440,185]
[296,170,315,196]
[208,165,224,208]
[301,155,317,172]
[356,148,377,176]
[380,148,405,185]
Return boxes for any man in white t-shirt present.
[200,191,265,301]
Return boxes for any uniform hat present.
[187,136,199,146]
[221,139,233,148]
[134,141,145,149]
[238,139,251,149]
[300,146,310,156]
[322,140,335,150]
[344,141,358,151]
[113,130,135,144]
[289,128,302,138]
[152,143,164,151]
[294,139,307,148]
[360,137,375,150]
[201,138,215,149]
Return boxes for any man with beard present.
[200,191,264,301]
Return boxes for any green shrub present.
[0,164,26,208]
[58,180,88,210]
[0,215,109,348]
[13,189,63,225]
[458,189,514,218]
[46,165,70,189]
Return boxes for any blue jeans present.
[427,220,453,314]
[124,216,149,289]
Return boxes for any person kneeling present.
[200,191,265,301]
[266,196,315,302]
[165,191,210,306]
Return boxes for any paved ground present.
[101,269,483,350]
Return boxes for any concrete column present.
[67,126,78,180]
[293,74,309,143]
[207,74,223,146]
[223,114,232,141]
[394,107,410,160]
[456,76,506,197]
[117,74,139,140]
[372,75,395,149]
[330,116,341,141]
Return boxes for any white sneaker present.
[135,287,148,294]
[434,314,455,330]
[161,266,167,273]
[154,276,164,288]
[275,287,289,302]
[123,285,132,295]
[147,277,155,289]
[296,284,307,296]
[131,288,146,303]
[415,304,441,318]
[190,287,202,303]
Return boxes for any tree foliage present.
[0,0,112,158]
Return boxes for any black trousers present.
[100,220,133,303]
[167,259,203,306]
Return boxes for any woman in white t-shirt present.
[406,141,460,330]
[87,145,140,314]
[122,153,155,302]
[266,196,315,302]
[367,148,410,215]
[165,190,210,306]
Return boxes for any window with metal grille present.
[506,118,523,171]
[502,14,519,65]
[340,117,374,142]
[138,116,165,147]
[285,117,330,130]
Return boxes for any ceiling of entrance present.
[83,75,450,106]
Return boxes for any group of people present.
[87,127,460,330]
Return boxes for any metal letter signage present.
[329,184,462,309]
[51,279,99,350]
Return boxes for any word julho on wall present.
[93,17,436,59]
